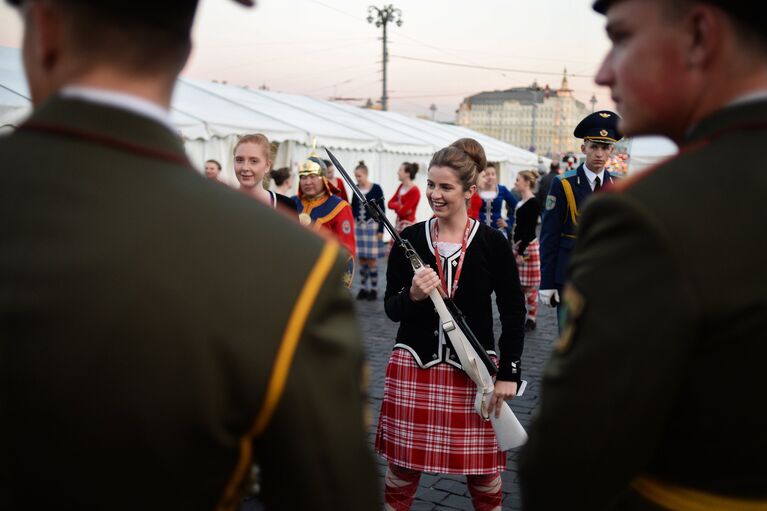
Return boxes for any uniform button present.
[433,330,439,336]
[432,354,438,359]
[450,354,456,360]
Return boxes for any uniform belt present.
[632,475,767,511]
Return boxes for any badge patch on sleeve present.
[545,195,556,211]
[342,220,351,234]
[554,284,586,354]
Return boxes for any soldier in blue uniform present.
[538,111,622,330]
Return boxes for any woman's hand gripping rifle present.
[325,148,527,450]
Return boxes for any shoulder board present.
[558,170,578,180]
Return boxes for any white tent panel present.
[628,136,678,175]
[1,44,547,223]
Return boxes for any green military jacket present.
[0,96,379,510]
[520,99,767,509]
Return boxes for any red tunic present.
[333,177,349,203]
[387,184,421,224]
[298,194,356,258]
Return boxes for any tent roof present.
[0,45,541,166]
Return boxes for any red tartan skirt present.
[513,239,541,288]
[375,348,506,475]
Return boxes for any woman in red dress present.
[387,162,421,233]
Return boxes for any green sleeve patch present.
[545,195,557,211]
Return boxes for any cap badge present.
[599,113,610,118]
[600,129,608,137]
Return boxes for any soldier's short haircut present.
[596,0,767,54]
[56,2,192,76]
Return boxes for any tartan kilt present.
[375,348,506,475]
[355,220,384,259]
[514,239,541,288]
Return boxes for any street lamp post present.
[367,4,402,111]
[590,93,598,113]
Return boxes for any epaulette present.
[557,170,578,180]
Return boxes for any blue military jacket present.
[539,164,616,289]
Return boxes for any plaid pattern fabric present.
[522,286,538,322]
[514,239,541,288]
[375,349,507,475]
[355,220,385,259]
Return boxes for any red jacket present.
[387,184,421,224]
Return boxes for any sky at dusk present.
[0,0,614,122]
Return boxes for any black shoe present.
[356,289,369,300]
[524,319,536,331]
[367,290,378,301]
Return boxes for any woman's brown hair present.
[428,138,487,191]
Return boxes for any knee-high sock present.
[369,266,378,290]
[522,286,538,321]
[467,472,503,511]
[359,263,369,289]
[384,464,421,511]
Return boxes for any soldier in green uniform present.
[0,1,379,510]
[520,0,767,509]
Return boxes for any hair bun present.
[358,160,366,166]
[450,138,487,172]
[413,163,419,171]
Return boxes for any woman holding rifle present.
[377,138,526,511]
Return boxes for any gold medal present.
[298,213,312,226]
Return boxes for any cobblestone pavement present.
[354,259,558,510]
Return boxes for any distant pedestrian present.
[351,161,386,300]
[379,138,526,511]
[388,161,421,233]
[269,166,293,196]
[477,163,517,238]
[535,161,561,206]
[511,170,542,332]
[204,159,223,181]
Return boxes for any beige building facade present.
[457,72,591,157]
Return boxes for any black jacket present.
[384,218,526,381]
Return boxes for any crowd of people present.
[3,0,766,509]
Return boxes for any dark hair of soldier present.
[356,160,369,174]
[429,138,487,192]
[49,2,192,76]
[402,162,419,179]
[646,0,767,53]
[269,167,291,186]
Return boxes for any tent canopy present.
[0,44,546,222]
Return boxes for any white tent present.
[626,136,678,175]
[0,44,547,222]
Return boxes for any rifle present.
[326,148,527,450]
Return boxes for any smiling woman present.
[378,138,527,510]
